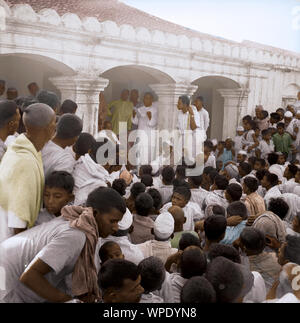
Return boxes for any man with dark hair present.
[160,246,207,303]
[208,243,241,263]
[126,182,146,213]
[59,99,78,115]
[205,256,244,303]
[158,166,175,205]
[261,171,281,207]
[0,187,127,303]
[243,176,266,219]
[194,96,210,141]
[204,175,229,210]
[273,122,293,157]
[0,103,56,242]
[238,162,252,179]
[130,192,154,244]
[37,90,60,113]
[42,113,83,177]
[237,227,281,292]
[27,82,39,98]
[203,215,227,252]
[181,276,216,303]
[188,174,209,210]
[225,183,243,203]
[138,257,165,303]
[0,100,20,161]
[99,259,144,303]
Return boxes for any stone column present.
[49,74,109,135]
[149,83,198,131]
[217,88,250,140]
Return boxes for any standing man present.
[0,103,56,243]
[6,87,18,101]
[130,89,141,132]
[107,89,133,136]
[176,95,199,163]
[132,92,158,165]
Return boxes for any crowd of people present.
[0,78,300,303]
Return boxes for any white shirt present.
[0,139,6,162]
[257,140,274,159]
[195,107,210,133]
[205,153,216,168]
[264,185,282,208]
[234,135,244,155]
[157,185,173,205]
[42,141,76,178]
[160,201,203,231]
[0,205,27,243]
[190,188,209,210]
[35,209,56,226]
[0,217,86,303]
[204,190,229,211]
[137,240,177,264]
[243,271,266,303]
[140,293,164,303]
[98,235,144,266]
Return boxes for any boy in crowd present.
[99,241,124,265]
[35,171,75,226]
[138,257,165,303]
[161,185,203,231]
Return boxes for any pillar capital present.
[217,88,250,139]
[49,74,109,135]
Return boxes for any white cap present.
[237,126,244,132]
[211,139,218,146]
[284,111,293,118]
[268,165,284,182]
[238,150,247,156]
[118,208,133,231]
[154,212,174,240]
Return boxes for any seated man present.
[0,187,126,303]
[0,103,56,242]
[180,276,216,304]
[42,114,83,178]
[138,257,165,303]
[137,212,177,264]
[203,175,229,211]
[98,259,144,303]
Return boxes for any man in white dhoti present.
[131,92,158,165]
[193,96,210,142]
[42,114,83,178]
[176,95,199,164]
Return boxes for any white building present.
[0,0,299,140]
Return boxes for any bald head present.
[23,103,55,128]
[168,205,186,230]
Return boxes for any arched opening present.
[192,76,241,140]
[0,53,75,99]
[101,65,175,104]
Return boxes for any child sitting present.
[99,259,144,303]
[35,171,74,226]
[138,256,165,303]
[160,185,203,231]
[99,241,124,265]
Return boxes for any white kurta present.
[132,104,158,165]
[42,141,76,178]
